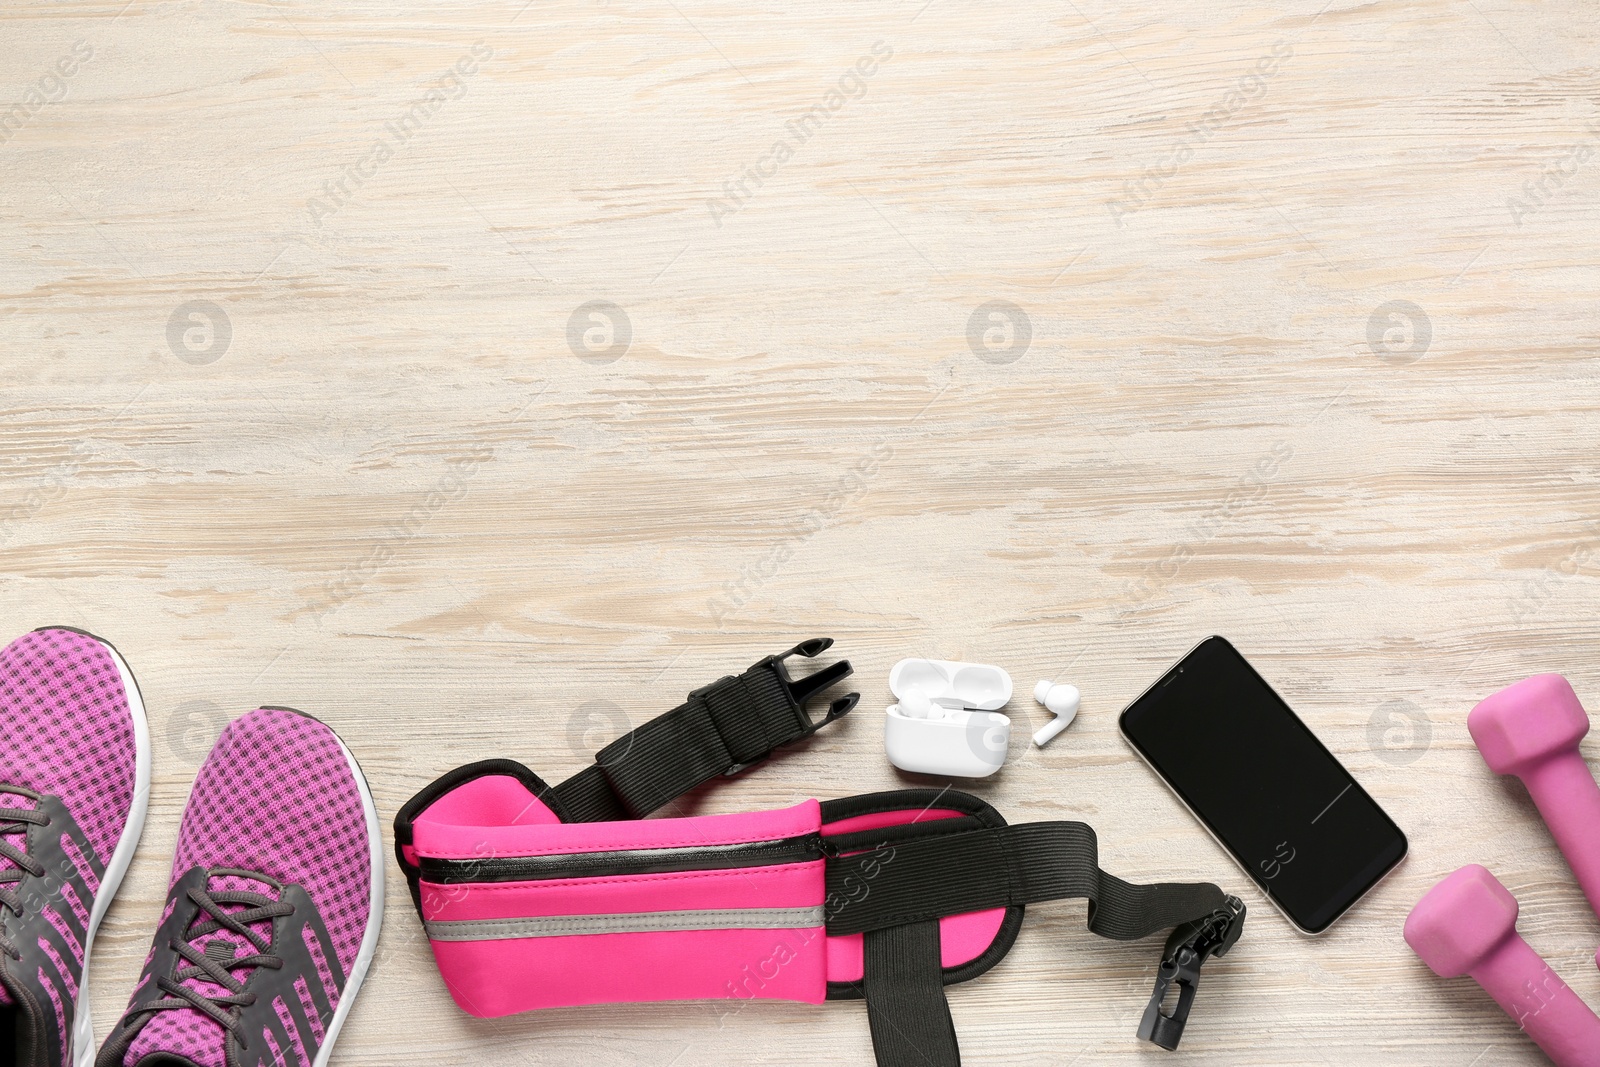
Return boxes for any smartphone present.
[1118,636,1406,934]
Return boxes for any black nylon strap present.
[546,764,630,824]
[589,669,794,818]
[547,640,856,821]
[835,818,1237,1067]
[826,821,1226,941]
[393,641,855,912]
[862,922,961,1067]
[549,670,793,821]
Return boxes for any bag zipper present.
[420,832,824,884]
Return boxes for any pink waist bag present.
[413,791,831,1014]
[403,780,1051,1016]
[395,639,1247,1065]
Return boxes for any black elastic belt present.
[826,821,1227,940]
[395,638,858,909]
[820,798,1245,1064]
[551,637,857,822]
[862,921,960,1067]
[819,793,1241,1067]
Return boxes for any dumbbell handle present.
[1520,755,1600,918]
[1470,933,1600,1067]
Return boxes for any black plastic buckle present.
[720,637,859,776]
[1137,895,1246,1051]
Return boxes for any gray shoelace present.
[124,884,295,1051]
[0,787,48,962]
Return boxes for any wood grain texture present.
[2,0,1599,1063]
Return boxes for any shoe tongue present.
[0,792,39,1009]
[121,873,281,1067]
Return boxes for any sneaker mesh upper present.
[120,708,372,1067]
[0,628,137,866]
[0,628,138,1013]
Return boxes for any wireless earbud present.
[1032,681,1079,747]
[900,690,937,719]
[901,689,959,721]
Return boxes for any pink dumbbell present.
[1469,674,1600,918]
[1406,865,1600,1067]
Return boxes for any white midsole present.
[72,634,153,1067]
[315,724,385,1067]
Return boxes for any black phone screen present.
[1119,636,1406,933]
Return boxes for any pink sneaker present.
[0,627,151,1067]
[96,708,382,1067]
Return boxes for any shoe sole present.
[62,630,152,1067]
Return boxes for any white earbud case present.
[884,658,1013,778]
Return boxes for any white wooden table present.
[4,1,1600,1062]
